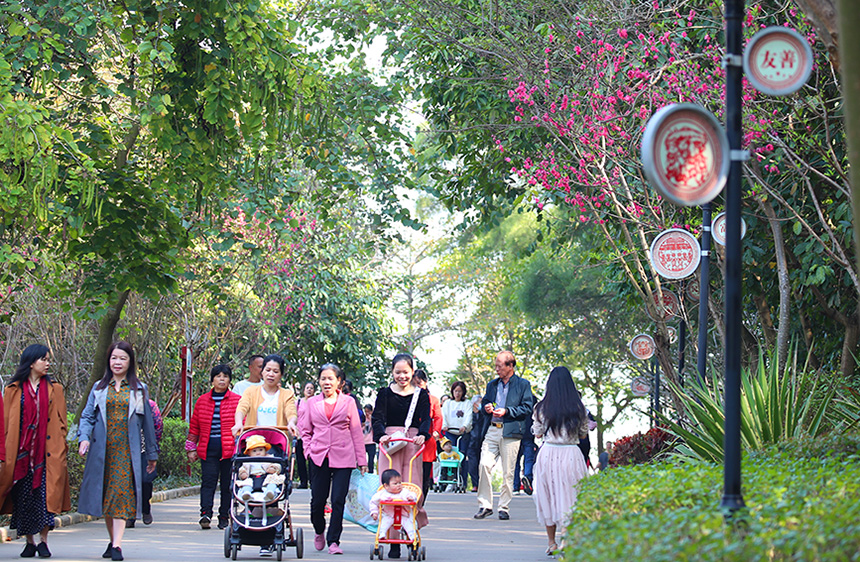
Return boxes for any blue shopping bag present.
[343,469,379,533]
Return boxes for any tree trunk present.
[795,0,839,69]
[841,306,859,379]
[758,197,791,372]
[838,0,860,278]
[74,289,131,422]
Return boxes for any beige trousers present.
[476,425,521,512]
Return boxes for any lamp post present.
[721,0,746,515]
[697,203,711,388]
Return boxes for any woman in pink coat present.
[297,363,367,555]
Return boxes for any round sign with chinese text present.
[666,326,678,345]
[650,228,702,280]
[711,212,748,246]
[629,334,656,361]
[641,104,730,207]
[686,279,700,302]
[631,376,652,397]
[645,289,681,321]
[744,27,813,96]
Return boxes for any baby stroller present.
[224,427,304,560]
[370,438,426,561]
[433,435,466,493]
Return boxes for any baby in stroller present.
[370,469,418,541]
[438,438,463,482]
[236,435,286,503]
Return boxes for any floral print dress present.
[103,381,135,519]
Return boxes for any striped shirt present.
[211,390,226,441]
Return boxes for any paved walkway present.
[0,489,551,561]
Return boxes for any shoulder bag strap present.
[403,388,421,429]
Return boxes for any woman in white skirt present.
[532,366,589,556]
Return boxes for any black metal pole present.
[679,317,686,388]
[697,203,711,387]
[721,0,746,514]
[653,355,661,418]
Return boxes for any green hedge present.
[562,434,860,561]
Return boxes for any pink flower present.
[618,29,628,39]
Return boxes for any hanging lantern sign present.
[629,334,656,360]
[686,279,701,302]
[650,228,702,280]
[711,212,748,245]
[641,103,730,207]
[631,376,652,397]
[646,289,681,321]
[744,27,813,96]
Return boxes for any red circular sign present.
[641,104,729,207]
[686,279,700,302]
[744,27,813,96]
[631,377,652,397]
[629,334,655,360]
[650,229,701,280]
[646,289,680,321]
[711,212,747,245]
[666,326,678,344]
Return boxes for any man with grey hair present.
[474,350,535,520]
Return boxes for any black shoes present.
[388,544,401,558]
[498,510,510,520]
[217,517,229,530]
[102,542,113,558]
[125,519,135,528]
[142,513,153,525]
[522,475,533,496]
[111,547,123,561]
[36,543,51,558]
[20,542,37,558]
[473,508,493,519]
[199,515,211,529]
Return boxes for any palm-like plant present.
[662,349,852,463]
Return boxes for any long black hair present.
[391,353,413,371]
[534,366,586,437]
[95,341,142,391]
[10,344,51,385]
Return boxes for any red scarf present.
[14,379,49,489]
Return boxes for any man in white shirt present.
[232,355,263,397]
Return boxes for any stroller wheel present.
[223,524,231,558]
[295,527,304,559]
[230,544,238,560]
[276,544,283,561]
[420,546,426,560]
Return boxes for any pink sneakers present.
[314,534,325,551]
[328,543,343,555]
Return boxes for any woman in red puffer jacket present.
[186,365,241,530]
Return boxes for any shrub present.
[160,417,200,479]
[662,350,855,463]
[561,438,860,561]
[609,426,675,467]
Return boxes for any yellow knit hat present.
[244,434,272,454]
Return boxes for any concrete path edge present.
[0,485,201,540]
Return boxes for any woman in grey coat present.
[78,341,158,561]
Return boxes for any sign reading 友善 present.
[744,27,813,96]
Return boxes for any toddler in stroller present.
[236,435,285,503]
[370,469,418,542]
[224,428,303,561]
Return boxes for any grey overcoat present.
[77,382,158,518]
